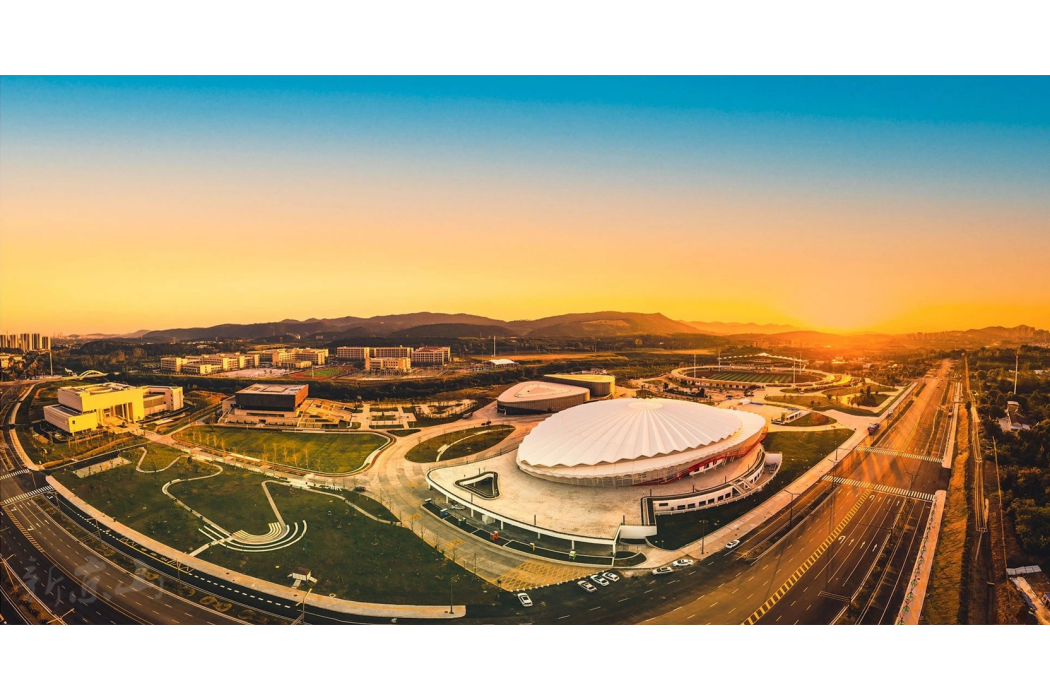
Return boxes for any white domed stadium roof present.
[517,398,743,468]
[497,381,588,403]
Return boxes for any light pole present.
[297,587,312,624]
[786,490,798,528]
[701,520,718,558]
[448,575,456,614]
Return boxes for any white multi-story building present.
[160,357,185,373]
[411,346,452,366]
[336,346,370,360]
[365,356,411,372]
[373,346,412,359]
[294,348,328,365]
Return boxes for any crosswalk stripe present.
[1,486,54,506]
[855,446,941,462]
[0,469,30,481]
[822,475,934,502]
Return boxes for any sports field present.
[287,367,349,379]
[707,371,795,384]
[180,425,389,473]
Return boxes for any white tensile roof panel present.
[518,398,743,468]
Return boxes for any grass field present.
[654,428,855,549]
[923,409,969,624]
[768,390,901,415]
[180,426,389,473]
[782,412,834,427]
[405,426,515,463]
[288,367,348,379]
[57,453,496,604]
[55,445,214,552]
[198,485,498,605]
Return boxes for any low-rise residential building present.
[294,348,328,365]
[336,346,370,360]
[373,346,412,359]
[365,356,411,372]
[411,346,452,366]
[0,353,24,369]
[181,361,216,375]
[160,356,185,373]
[1000,400,1032,432]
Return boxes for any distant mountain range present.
[137,311,702,341]
[64,312,1047,349]
[687,321,800,335]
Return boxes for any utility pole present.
[1014,350,1019,396]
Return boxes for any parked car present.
[725,539,741,550]
[353,486,367,492]
[603,572,620,582]
[653,566,674,576]
[671,558,694,568]
[578,580,597,592]
[517,592,533,607]
[448,503,465,511]
[589,574,609,586]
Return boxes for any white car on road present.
[672,558,694,568]
[603,572,620,582]
[578,580,597,593]
[589,574,610,586]
[725,539,741,550]
[517,592,533,607]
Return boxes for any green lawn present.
[198,485,497,605]
[180,425,390,473]
[405,425,514,463]
[767,388,904,416]
[653,428,855,549]
[56,453,496,604]
[54,447,214,552]
[783,412,834,427]
[168,466,279,534]
[288,367,347,379]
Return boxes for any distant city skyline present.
[2,76,1048,335]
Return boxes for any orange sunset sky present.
[2,77,1048,336]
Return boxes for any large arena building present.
[496,381,590,415]
[427,395,780,552]
[517,398,767,487]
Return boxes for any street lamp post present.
[700,519,708,555]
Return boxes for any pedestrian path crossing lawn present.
[856,446,942,463]
[822,475,934,502]
[1,485,54,506]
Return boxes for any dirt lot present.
[923,408,969,624]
